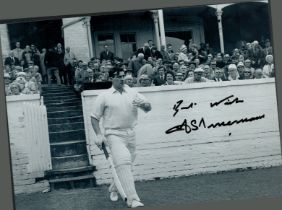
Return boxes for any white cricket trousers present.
[105,128,140,205]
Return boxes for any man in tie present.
[100,44,114,61]
[4,51,20,68]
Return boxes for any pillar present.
[158,9,166,49]
[151,10,161,51]
[216,9,225,54]
[82,17,94,59]
[0,24,11,59]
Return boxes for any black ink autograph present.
[167,95,264,135]
[173,100,197,117]
[165,114,265,134]
[210,95,244,107]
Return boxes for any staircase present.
[41,85,96,190]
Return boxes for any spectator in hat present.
[244,59,255,76]
[262,55,274,78]
[237,62,245,80]
[184,67,208,83]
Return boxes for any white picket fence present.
[23,102,52,173]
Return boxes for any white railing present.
[23,102,52,173]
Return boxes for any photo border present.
[1,0,282,209]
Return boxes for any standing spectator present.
[263,39,273,55]
[262,55,274,78]
[100,44,114,61]
[128,53,146,77]
[39,48,47,84]
[178,44,189,64]
[12,42,24,61]
[30,44,41,68]
[64,47,76,85]
[4,51,20,67]
[248,41,265,68]
[22,45,32,68]
[55,43,66,85]
[136,43,152,60]
[160,45,170,62]
[46,47,61,85]
[151,47,163,60]
[167,44,175,61]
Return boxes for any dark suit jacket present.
[4,56,20,66]
[100,50,114,61]
[153,75,166,86]
[136,48,152,60]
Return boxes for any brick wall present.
[6,95,50,194]
[62,17,91,61]
[82,78,282,185]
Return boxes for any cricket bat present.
[101,142,127,202]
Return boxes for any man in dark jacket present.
[100,44,114,61]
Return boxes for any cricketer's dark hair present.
[109,67,125,78]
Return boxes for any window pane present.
[97,33,115,56]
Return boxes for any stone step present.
[43,94,79,101]
[49,175,96,190]
[48,115,84,125]
[47,110,83,118]
[42,91,77,96]
[46,105,83,113]
[49,122,84,132]
[44,97,81,104]
[46,165,96,177]
[51,140,87,157]
[49,129,86,143]
[45,100,82,108]
[52,154,89,170]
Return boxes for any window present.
[120,33,137,60]
[97,33,115,56]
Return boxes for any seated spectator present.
[254,68,267,79]
[175,72,184,82]
[244,59,255,76]
[163,71,175,85]
[203,65,214,80]
[74,62,90,93]
[237,62,245,80]
[262,55,274,78]
[213,68,227,82]
[167,44,175,61]
[139,74,152,87]
[184,67,208,83]
[243,68,253,80]
[124,75,135,87]
[172,62,180,73]
[153,66,166,86]
[160,45,170,62]
[9,82,21,95]
[227,64,239,81]
[85,69,95,83]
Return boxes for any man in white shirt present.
[91,67,151,208]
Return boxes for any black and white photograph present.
[1,0,282,209]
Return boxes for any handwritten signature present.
[165,114,265,134]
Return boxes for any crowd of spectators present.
[2,38,275,96]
